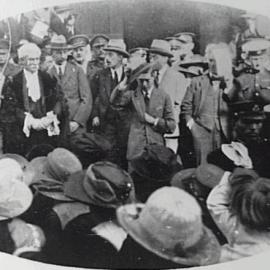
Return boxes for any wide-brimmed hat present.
[174,32,195,43]
[90,34,109,47]
[0,174,33,221]
[64,161,135,208]
[131,144,182,182]
[46,35,72,50]
[103,39,129,57]
[68,34,89,49]
[149,39,173,58]
[117,187,220,266]
[0,153,29,170]
[0,158,25,184]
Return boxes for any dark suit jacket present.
[114,86,176,160]
[48,62,92,128]
[92,67,125,122]
[1,69,65,154]
[181,74,230,139]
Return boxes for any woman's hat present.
[117,187,220,266]
[0,153,29,170]
[0,173,33,221]
[64,161,135,208]
[103,39,129,58]
[0,158,24,183]
[149,39,173,58]
[131,144,182,182]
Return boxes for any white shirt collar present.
[23,69,40,102]
[111,65,123,81]
[158,64,169,83]
[54,61,67,75]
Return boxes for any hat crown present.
[242,38,270,54]
[68,35,89,46]
[139,187,203,249]
[50,35,67,46]
[106,39,126,51]
[150,39,171,53]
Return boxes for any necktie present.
[114,71,118,84]
[58,66,63,80]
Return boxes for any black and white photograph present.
[1,0,270,269]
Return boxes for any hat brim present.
[103,47,129,58]
[128,62,155,84]
[0,154,29,170]
[180,61,208,69]
[117,204,220,266]
[177,66,199,76]
[0,180,33,221]
[149,48,173,58]
[45,44,73,50]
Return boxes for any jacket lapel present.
[132,87,145,121]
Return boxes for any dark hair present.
[230,174,270,231]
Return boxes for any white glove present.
[187,118,195,130]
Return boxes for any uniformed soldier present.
[87,34,109,100]
[68,34,91,74]
[225,38,270,105]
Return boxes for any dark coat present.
[1,70,65,155]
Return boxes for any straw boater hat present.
[103,39,129,58]
[117,187,221,266]
[46,35,73,50]
[0,165,33,221]
[64,161,135,208]
[149,39,173,58]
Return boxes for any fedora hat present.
[117,187,221,266]
[46,35,72,50]
[131,144,182,182]
[149,39,173,58]
[64,161,135,208]
[103,39,129,57]
[0,174,33,221]
[68,34,89,49]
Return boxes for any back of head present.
[230,169,270,231]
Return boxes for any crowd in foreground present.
[1,5,270,269]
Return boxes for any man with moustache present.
[91,39,130,169]
[47,35,92,140]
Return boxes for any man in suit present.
[91,39,130,169]
[47,35,92,139]
[181,43,232,165]
[112,63,176,168]
[1,43,64,156]
[149,39,188,153]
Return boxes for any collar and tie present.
[58,66,63,80]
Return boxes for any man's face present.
[234,118,263,143]
[23,51,40,73]
[128,50,147,70]
[92,39,108,60]
[168,40,182,62]
[149,53,168,70]
[104,51,122,68]
[139,76,155,92]
[249,55,266,71]
[52,49,68,65]
[0,49,8,65]
[72,46,87,64]
[40,55,54,72]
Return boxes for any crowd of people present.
[0,4,270,269]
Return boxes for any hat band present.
[138,205,203,250]
[83,164,119,207]
[50,43,68,48]
[149,47,172,56]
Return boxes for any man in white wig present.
[1,42,64,156]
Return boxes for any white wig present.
[18,42,41,59]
